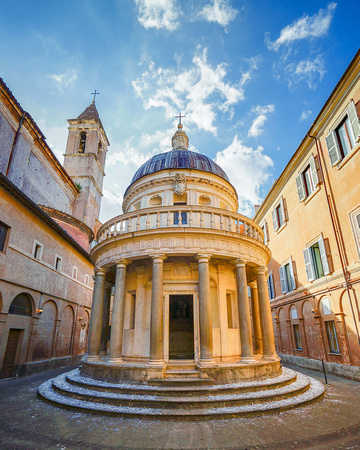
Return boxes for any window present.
[320,297,332,315]
[293,324,302,350]
[72,266,78,280]
[303,236,330,282]
[33,241,43,260]
[55,256,62,271]
[261,221,269,244]
[325,321,340,354]
[296,155,319,201]
[279,259,296,294]
[174,202,187,225]
[350,207,360,259]
[272,196,286,231]
[79,132,87,153]
[84,274,90,286]
[267,273,275,299]
[0,221,10,253]
[128,293,136,329]
[290,307,298,320]
[9,293,32,316]
[325,100,360,166]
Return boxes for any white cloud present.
[198,0,238,30]
[285,55,325,89]
[132,48,258,134]
[214,135,274,216]
[135,0,179,31]
[248,104,275,138]
[266,3,337,51]
[48,69,78,87]
[300,109,312,121]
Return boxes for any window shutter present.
[279,266,288,294]
[267,276,272,299]
[348,100,360,142]
[272,209,278,231]
[303,247,315,282]
[262,221,269,243]
[269,273,275,299]
[279,196,286,223]
[309,154,319,186]
[296,174,306,201]
[265,221,270,244]
[289,258,296,291]
[318,236,330,275]
[325,131,342,166]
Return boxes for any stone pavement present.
[0,363,359,449]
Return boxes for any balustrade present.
[97,206,264,244]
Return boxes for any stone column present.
[196,254,215,366]
[235,260,255,362]
[108,260,130,363]
[249,281,263,355]
[100,282,112,355]
[149,254,166,365]
[87,267,107,361]
[255,266,278,360]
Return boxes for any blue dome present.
[128,150,229,188]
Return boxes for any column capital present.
[94,267,107,276]
[248,281,257,289]
[196,253,212,263]
[149,253,167,263]
[254,265,267,275]
[116,259,131,269]
[235,259,247,269]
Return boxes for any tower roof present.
[76,102,99,120]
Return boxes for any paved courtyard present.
[0,363,360,449]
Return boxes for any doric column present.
[108,260,130,363]
[235,260,255,362]
[149,254,166,365]
[196,254,215,365]
[100,283,112,355]
[249,281,263,355]
[87,267,107,361]
[255,266,278,359]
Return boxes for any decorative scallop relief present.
[149,195,162,206]
[199,195,211,205]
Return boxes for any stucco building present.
[0,79,108,378]
[255,49,360,380]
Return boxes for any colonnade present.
[87,256,277,364]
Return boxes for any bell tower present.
[63,100,109,233]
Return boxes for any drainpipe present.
[307,133,360,347]
[5,112,26,177]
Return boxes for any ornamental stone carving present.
[173,173,187,195]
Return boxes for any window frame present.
[72,266,78,280]
[349,206,360,260]
[54,255,62,271]
[293,324,302,351]
[0,221,10,254]
[279,257,296,294]
[325,100,360,166]
[295,154,319,202]
[33,240,43,261]
[267,273,275,299]
[261,220,269,244]
[325,320,340,354]
[272,196,286,232]
[303,235,330,282]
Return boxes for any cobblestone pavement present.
[0,364,359,449]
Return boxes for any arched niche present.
[55,305,75,357]
[32,300,58,361]
[278,307,292,353]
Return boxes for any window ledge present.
[303,186,321,205]
[337,142,360,170]
[329,352,341,356]
[276,222,287,234]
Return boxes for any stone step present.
[38,376,325,420]
[65,368,297,396]
[49,371,311,410]
[164,369,200,379]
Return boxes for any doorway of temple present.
[169,295,194,359]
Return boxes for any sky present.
[0,0,359,223]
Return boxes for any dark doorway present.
[1,329,21,379]
[169,295,194,359]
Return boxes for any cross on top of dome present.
[172,112,189,150]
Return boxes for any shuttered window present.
[295,155,319,202]
[267,273,275,299]
[325,100,360,166]
[303,235,330,282]
[279,258,296,294]
[272,197,286,231]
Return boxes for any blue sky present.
[1,1,359,222]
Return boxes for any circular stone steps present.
[38,367,325,420]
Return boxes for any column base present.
[87,355,101,362]
[107,357,125,365]
[262,354,280,361]
[147,359,165,367]
[239,356,257,364]
[198,358,216,368]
